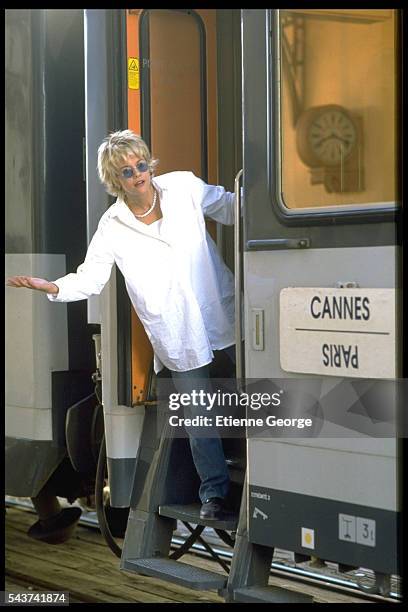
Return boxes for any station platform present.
[5,505,395,604]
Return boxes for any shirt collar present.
[108,177,170,244]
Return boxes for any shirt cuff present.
[46,280,64,301]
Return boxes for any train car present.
[5,8,402,603]
[5,9,102,543]
[228,9,402,601]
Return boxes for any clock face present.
[308,109,357,166]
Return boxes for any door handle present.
[246,238,310,250]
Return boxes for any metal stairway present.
[123,503,238,591]
[125,557,227,591]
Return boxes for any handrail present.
[234,169,244,390]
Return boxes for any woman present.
[7,130,236,520]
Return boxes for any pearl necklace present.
[133,188,157,218]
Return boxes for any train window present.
[277,9,398,211]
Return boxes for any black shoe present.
[200,497,232,520]
[27,507,82,544]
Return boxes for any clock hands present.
[314,133,351,147]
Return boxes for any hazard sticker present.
[128,58,139,90]
[301,527,315,550]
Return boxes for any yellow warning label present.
[128,57,139,90]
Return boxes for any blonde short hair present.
[97,130,159,198]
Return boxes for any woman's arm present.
[6,218,115,302]
[189,172,235,225]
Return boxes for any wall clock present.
[296,104,358,168]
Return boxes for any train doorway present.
[117,8,246,593]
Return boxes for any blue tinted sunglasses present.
[120,160,150,179]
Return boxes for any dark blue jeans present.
[170,345,236,503]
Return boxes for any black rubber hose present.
[90,399,104,467]
[95,432,122,558]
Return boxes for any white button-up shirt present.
[48,171,236,373]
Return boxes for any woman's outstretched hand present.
[6,276,59,295]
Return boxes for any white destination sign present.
[280,288,396,378]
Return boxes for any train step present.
[159,503,238,531]
[125,557,227,591]
[232,586,313,603]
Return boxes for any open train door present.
[227,9,402,602]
